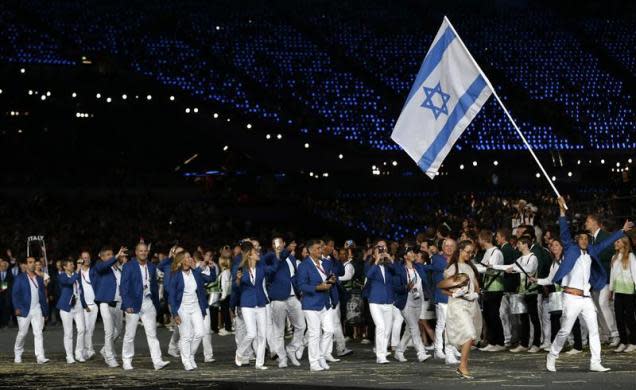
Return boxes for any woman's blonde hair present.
[615,236,633,269]
[171,251,189,273]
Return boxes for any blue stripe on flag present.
[417,75,488,172]
[404,26,456,109]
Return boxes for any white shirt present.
[476,247,504,273]
[562,251,592,296]
[181,270,198,310]
[27,274,39,311]
[139,263,150,298]
[340,260,355,282]
[537,261,561,286]
[80,268,95,305]
[112,263,122,302]
[286,257,296,296]
[312,258,327,282]
[379,264,386,283]
[220,269,231,300]
[405,267,422,307]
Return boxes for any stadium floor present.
[1,323,635,389]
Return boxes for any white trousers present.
[237,306,267,367]
[500,294,512,344]
[14,307,45,361]
[60,304,86,360]
[122,297,163,365]
[539,295,551,345]
[265,303,275,355]
[177,306,205,368]
[369,303,393,360]
[330,303,347,354]
[83,303,98,354]
[397,304,427,357]
[100,302,123,361]
[271,297,305,363]
[304,308,334,369]
[434,302,459,358]
[593,285,619,340]
[550,294,602,364]
[390,306,404,347]
[201,307,213,360]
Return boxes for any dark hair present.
[496,228,510,241]
[99,246,114,256]
[478,229,493,243]
[586,214,602,226]
[446,240,479,279]
[322,236,335,245]
[306,239,321,249]
[240,240,254,253]
[522,225,536,241]
[518,236,533,248]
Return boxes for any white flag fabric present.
[391,16,492,178]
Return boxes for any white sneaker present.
[255,365,268,370]
[310,365,324,372]
[376,358,390,364]
[565,348,582,355]
[235,354,243,367]
[75,355,86,363]
[434,351,446,360]
[287,351,301,366]
[418,353,432,362]
[590,363,610,372]
[336,348,353,357]
[360,338,371,344]
[424,344,435,351]
[218,329,232,336]
[510,345,528,353]
[122,361,134,370]
[528,346,541,353]
[319,359,330,370]
[190,360,198,369]
[154,361,170,370]
[539,343,551,351]
[107,359,119,368]
[614,343,627,353]
[86,351,96,360]
[14,357,22,364]
[609,337,620,348]
[183,362,194,371]
[66,357,77,364]
[278,360,288,368]
[36,358,50,364]
[624,344,636,353]
[479,344,495,352]
[168,349,180,358]
[490,345,507,352]
[445,354,460,365]
[394,352,407,362]
[325,355,340,362]
[546,354,556,372]
[204,357,216,363]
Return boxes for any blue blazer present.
[237,259,279,308]
[365,263,395,304]
[298,257,334,311]
[422,254,449,304]
[392,263,428,310]
[553,216,624,291]
[93,257,118,303]
[120,259,160,313]
[265,250,301,301]
[56,272,88,312]
[327,256,345,308]
[168,268,209,316]
[11,273,49,317]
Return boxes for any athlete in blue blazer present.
[56,260,89,363]
[12,257,49,364]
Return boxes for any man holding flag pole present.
[390,16,569,378]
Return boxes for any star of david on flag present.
[390,16,493,178]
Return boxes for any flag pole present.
[443,16,567,209]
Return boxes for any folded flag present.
[391,16,492,178]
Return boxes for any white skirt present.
[445,297,482,347]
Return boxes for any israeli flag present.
[391,17,492,178]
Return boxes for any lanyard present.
[314,260,327,276]
[28,274,39,289]
[141,264,149,288]
[248,267,256,285]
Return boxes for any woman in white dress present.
[437,240,482,379]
